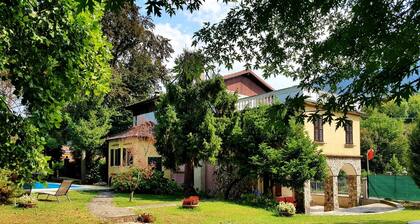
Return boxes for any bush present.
[0,169,19,204]
[139,171,181,195]
[238,193,277,210]
[112,168,181,195]
[112,167,145,193]
[276,202,296,217]
[86,157,107,184]
[16,195,37,208]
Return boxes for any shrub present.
[112,168,181,195]
[139,171,181,195]
[0,169,19,204]
[276,202,296,217]
[112,167,146,193]
[86,157,107,184]
[239,193,277,210]
[16,195,37,208]
[137,213,155,223]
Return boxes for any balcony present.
[236,86,318,110]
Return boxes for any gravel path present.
[88,191,136,222]
[88,191,179,223]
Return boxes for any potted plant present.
[16,195,37,208]
[137,213,155,223]
[276,202,296,217]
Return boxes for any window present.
[345,121,353,144]
[115,148,121,166]
[110,149,114,166]
[148,157,162,171]
[314,118,324,142]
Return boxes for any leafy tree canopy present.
[193,0,420,125]
[154,50,237,194]
[101,2,173,135]
[219,104,326,198]
[361,110,410,173]
[0,0,111,179]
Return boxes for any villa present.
[106,70,362,213]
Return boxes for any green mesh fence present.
[368,175,420,201]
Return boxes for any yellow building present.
[238,85,362,212]
[107,71,362,213]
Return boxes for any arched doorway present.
[339,163,358,208]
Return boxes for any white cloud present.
[184,0,235,25]
[154,23,193,68]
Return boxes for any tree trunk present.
[129,191,134,202]
[183,160,196,196]
[224,175,246,200]
[81,149,86,184]
[294,188,305,213]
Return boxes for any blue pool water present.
[33,182,80,189]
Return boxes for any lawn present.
[134,200,420,224]
[113,193,183,207]
[0,191,101,224]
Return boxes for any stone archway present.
[323,156,361,211]
[340,163,358,207]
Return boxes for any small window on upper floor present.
[345,121,353,145]
[314,117,324,142]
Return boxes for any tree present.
[361,111,410,173]
[154,50,237,195]
[410,118,420,186]
[384,154,405,175]
[65,97,113,183]
[0,0,111,180]
[218,104,327,212]
[101,2,173,135]
[192,0,420,125]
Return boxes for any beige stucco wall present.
[108,137,170,181]
[304,104,361,157]
[311,193,351,208]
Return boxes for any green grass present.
[113,193,184,207]
[0,191,101,224]
[133,200,420,224]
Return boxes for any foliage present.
[384,154,406,175]
[51,161,64,178]
[194,0,420,126]
[138,171,181,195]
[16,195,38,208]
[0,0,111,180]
[85,157,107,183]
[276,202,296,217]
[137,212,155,223]
[101,2,173,135]
[0,169,18,204]
[361,110,410,173]
[112,167,180,201]
[238,193,277,210]
[154,50,237,195]
[112,167,150,193]
[217,104,326,202]
[410,118,420,187]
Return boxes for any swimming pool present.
[33,182,80,189]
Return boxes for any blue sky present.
[135,0,298,90]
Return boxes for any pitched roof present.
[106,121,155,141]
[223,70,274,92]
